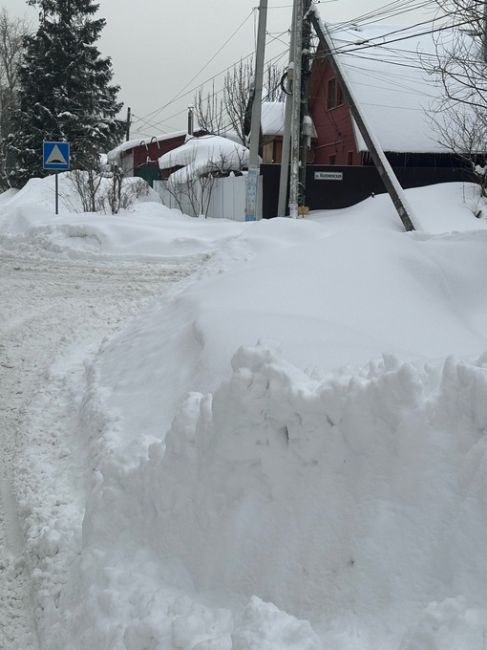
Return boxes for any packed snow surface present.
[2,175,487,649]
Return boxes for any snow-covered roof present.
[107,131,188,163]
[261,102,286,136]
[261,101,317,138]
[158,135,250,188]
[324,22,472,153]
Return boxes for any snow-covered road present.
[0,250,199,649]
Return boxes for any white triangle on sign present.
[46,144,67,165]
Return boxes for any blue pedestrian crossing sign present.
[43,141,70,170]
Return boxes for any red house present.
[307,23,466,169]
[308,54,359,166]
[107,130,206,184]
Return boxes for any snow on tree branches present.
[8,0,125,187]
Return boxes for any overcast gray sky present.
[5,0,436,139]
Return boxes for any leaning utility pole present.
[289,0,303,219]
[277,1,296,217]
[245,0,268,222]
[308,11,416,232]
[483,0,487,62]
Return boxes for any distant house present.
[307,23,472,168]
[257,23,479,214]
[261,102,285,163]
[107,130,206,184]
[260,101,317,163]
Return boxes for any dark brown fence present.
[261,164,477,217]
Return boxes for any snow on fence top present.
[158,135,250,188]
[326,22,476,154]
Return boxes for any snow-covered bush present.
[67,169,150,214]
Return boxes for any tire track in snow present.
[0,251,200,648]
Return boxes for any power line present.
[141,10,256,123]
[136,34,290,128]
[330,17,474,55]
[164,9,256,111]
[132,0,443,135]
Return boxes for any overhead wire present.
[154,46,290,137]
[134,31,290,130]
[131,0,465,140]
[141,9,255,123]
[135,0,436,129]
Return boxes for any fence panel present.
[154,174,261,221]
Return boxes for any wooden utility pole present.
[277,1,296,217]
[298,0,313,212]
[289,0,303,219]
[245,0,268,221]
[308,12,416,232]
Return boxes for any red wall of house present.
[132,136,187,169]
[309,58,361,166]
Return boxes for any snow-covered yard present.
[1,175,487,649]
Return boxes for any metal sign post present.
[43,141,71,215]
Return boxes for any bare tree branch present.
[0,9,29,189]
[193,58,284,145]
[425,1,487,197]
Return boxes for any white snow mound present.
[61,344,487,649]
[158,135,250,188]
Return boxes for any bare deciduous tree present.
[194,82,226,137]
[426,2,487,194]
[194,58,284,144]
[162,147,247,217]
[0,9,28,188]
[68,166,149,214]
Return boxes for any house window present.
[327,78,336,110]
[327,78,344,110]
[337,83,344,106]
[347,151,354,165]
[329,154,337,165]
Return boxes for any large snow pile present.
[4,179,487,649]
[65,346,487,649]
[0,173,245,258]
[158,135,250,188]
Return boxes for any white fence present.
[153,173,262,221]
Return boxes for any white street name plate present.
[314,171,343,181]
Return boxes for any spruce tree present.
[8,0,124,187]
